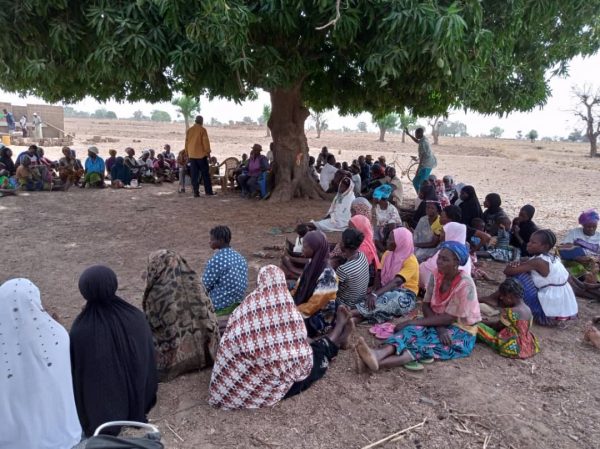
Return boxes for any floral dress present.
[477,308,540,359]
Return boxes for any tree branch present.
[316,0,342,30]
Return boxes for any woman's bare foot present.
[339,317,356,350]
[356,337,379,371]
[353,344,367,374]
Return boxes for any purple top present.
[248,155,268,177]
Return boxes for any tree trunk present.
[432,128,439,145]
[379,127,386,142]
[401,130,406,143]
[268,84,326,202]
[184,116,190,131]
[591,137,598,158]
[265,126,271,137]
[316,122,322,138]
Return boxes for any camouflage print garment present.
[143,249,220,382]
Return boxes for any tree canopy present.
[1,1,599,117]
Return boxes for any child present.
[281,224,311,279]
[177,148,190,193]
[477,278,540,359]
[350,164,362,196]
[202,226,249,316]
[373,186,402,241]
[482,216,517,262]
[468,218,493,281]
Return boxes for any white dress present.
[312,183,355,232]
[530,254,578,318]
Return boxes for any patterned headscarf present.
[208,265,313,410]
[579,209,599,226]
[380,227,414,286]
[439,241,470,266]
[351,197,372,218]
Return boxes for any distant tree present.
[151,110,171,122]
[259,104,271,137]
[541,136,554,142]
[342,126,352,133]
[439,121,467,137]
[572,85,600,157]
[91,108,117,119]
[428,116,443,144]
[210,117,222,127]
[171,95,200,130]
[64,106,90,118]
[526,129,538,142]
[399,112,417,143]
[567,129,584,142]
[516,130,523,140]
[132,110,147,121]
[357,121,368,132]
[311,110,328,138]
[374,113,398,142]
[489,126,504,138]
[242,116,255,125]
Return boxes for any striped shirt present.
[336,251,370,308]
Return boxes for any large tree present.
[171,95,200,130]
[573,85,600,157]
[1,1,599,200]
[374,113,398,142]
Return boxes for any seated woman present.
[82,146,105,188]
[351,227,419,323]
[70,265,158,437]
[504,229,578,326]
[153,153,174,182]
[238,144,269,198]
[348,214,381,285]
[410,183,438,229]
[510,204,538,257]
[351,196,373,220]
[458,185,483,228]
[0,146,16,175]
[482,193,508,236]
[15,155,44,191]
[281,223,311,279]
[124,147,143,181]
[336,228,370,308]
[355,242,481,372]
[559,209,600,286]
[208,265,354,409]
[58,146,84,189]
[202,225,248,316]
[292,230,339,336]
[0,279,81,449]
[311,170,355,232]
[138,150,157,183]
[110,156,132,188]
[419,221,471,289]
[413,200,443,263]
[373,185,402,249]
[143,250,220,381]
[105,149,117,177]
[478,278,540,359]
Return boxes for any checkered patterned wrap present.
[208,265,313,409]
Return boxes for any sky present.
[1,53,598,139]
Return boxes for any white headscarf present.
[0,279,81,449]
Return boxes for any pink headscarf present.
[380,227,414,286]
[349,215,381,269]
[419,222,472,288]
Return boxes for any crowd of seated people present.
[4,136,599,447]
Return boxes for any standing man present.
[19,115,27,137]
[3,109,15,133]
[32,113,43,140]
[406,127,437,193]
[185,115,214,197]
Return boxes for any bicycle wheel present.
[406,162,419,181]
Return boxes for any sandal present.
[420,358,434,364]
[403,361,425,371]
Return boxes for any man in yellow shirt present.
[185,115,215,197]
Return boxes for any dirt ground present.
[2,118,600,449]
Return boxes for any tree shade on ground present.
[0,1,599,199]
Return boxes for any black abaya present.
[70,265,158,436]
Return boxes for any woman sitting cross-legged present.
[355,241,481,372]
[413,200,443,262]
[310,170,355,232]
[208,265,355,410]
[0,279,82,449]
[335,228,371,308]
[504,229,578,326]
[477,278,540,359]
[202,225,249,316]
[82,146,105,188]
[109,156,132,188]
[70,265,158,437]
[143,250,220,382]
[291,230,339,336]
[351,227,419,323]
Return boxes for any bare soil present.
[2,118,600,449]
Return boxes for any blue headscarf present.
[373,184,393,200]
[439,241,469,266]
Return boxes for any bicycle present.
[389,152,419,181]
